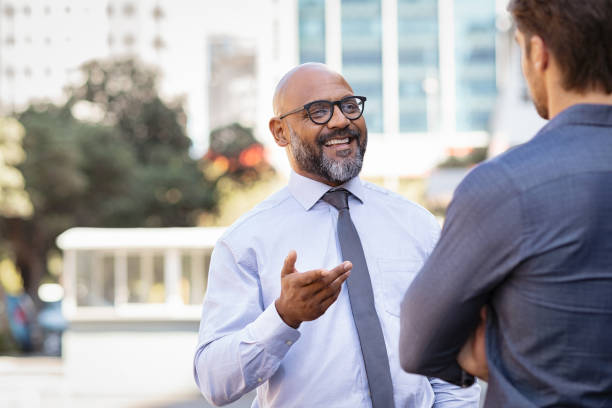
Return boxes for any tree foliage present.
[0,117,32,218]
[0,58,217,301]
[203,123,274,185]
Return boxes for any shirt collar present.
[288,171,365,211]
[537,103,612,136]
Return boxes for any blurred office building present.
[291,0,501,179]
[1,0,545,180]
[0,0,290,156]
[208,36,258,131]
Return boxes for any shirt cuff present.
[247,302,301,359]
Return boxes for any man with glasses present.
[194,63,480,407]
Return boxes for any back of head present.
[508,0,612,93]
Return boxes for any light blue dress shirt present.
[194,171,480,407]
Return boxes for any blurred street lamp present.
[37,283,67,356]
[38,283,64,303]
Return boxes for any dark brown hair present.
[508,0,612,93]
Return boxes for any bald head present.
[273,63,353,116]
[268,63,367,186]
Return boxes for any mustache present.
[316,128,361,145]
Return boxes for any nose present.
[326,104,350,129]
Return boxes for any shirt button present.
[285,340,293,346]
[257,377,263,383]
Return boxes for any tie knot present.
[322,188,350,211]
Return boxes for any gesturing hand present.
[275,250,352,329]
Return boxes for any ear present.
[529,35,549,72]
[269,117,289,147]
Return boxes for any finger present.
[301,269,346,296]
[319,286,343,313]
[294,269,325,286]
[480,305,488,321]
[320,261,352,285]
[315,270,350,301]
[281,250,298,278]
[295,261,351,289]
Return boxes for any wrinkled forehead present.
[277,66,354,112]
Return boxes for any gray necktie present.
[322,188,395,408]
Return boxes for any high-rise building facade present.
[453,0,497,132]
[294,0,499,176]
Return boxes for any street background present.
[1,0,535,406]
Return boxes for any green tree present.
[66,58,217,226]
[0,117,31,354]
[0,117,32,219]
[1,58,217,302]
[1,105,133,301]
[67,59,191,162]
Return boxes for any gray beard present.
[289,125,366,185]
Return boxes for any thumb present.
[281,250,298,278]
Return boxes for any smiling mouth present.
[324,138,350,146]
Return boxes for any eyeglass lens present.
[308,97,364,124]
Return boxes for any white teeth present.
[325,138,350,146]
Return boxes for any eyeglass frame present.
[278,95,367,125]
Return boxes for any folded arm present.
[399,163,522,386]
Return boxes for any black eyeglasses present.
[279,96,367,125]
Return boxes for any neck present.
[547,85,612,119]
[295,168,341,187]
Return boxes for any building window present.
[76,251,115,307]
[181,252,210,305]
[126,253,165,303]
[298,0,325,64]
[152,5,164,20]
[123,34,135,47]
[3,4,15,18]
[342,0,383,133]
[123,3,135,17]
[152,36,165,51]
[106,4,114,16]
[454,0,497,131]
[398,0,439,133]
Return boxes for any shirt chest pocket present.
[377,258,424,317]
